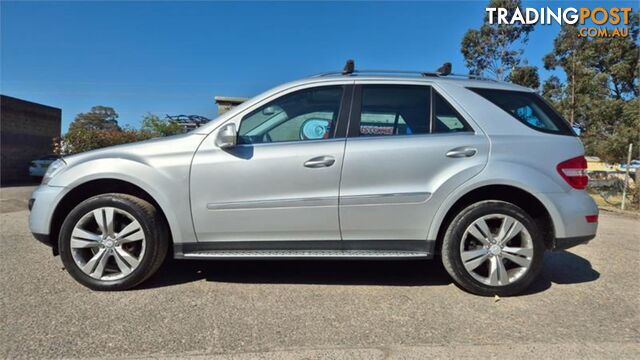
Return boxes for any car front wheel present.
[441,200,545,296]
[58,193,168,291]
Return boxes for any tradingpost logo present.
[486,7,633,38]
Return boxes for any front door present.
[190,85,352,244]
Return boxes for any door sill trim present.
[174,240,435,259]
[177,249,430,260]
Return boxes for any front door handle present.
[304,156,335,168]
[446,147,477,158]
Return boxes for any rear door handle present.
[446,147,477,158]
[304,156,335,168]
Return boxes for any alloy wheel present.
[70,207,146,281]
[459,214,534,286]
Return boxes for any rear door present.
[338,82,489,245]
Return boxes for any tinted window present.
[358,86,430,136]
[469,88,575,135]
[239,86,343,144]
[432,92,471,133]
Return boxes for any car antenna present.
[436,62,452,76]
[343,59,355,75]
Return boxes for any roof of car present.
[295,73,533,92]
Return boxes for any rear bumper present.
[552,234,595,251]
[540,190,598,239]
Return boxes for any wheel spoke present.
[502,246,533,257]
[461,248,488,262]
[72,228,101,242]
[498,220,523,246]
[496,216,515,242]
[496,257,509,285]
[115,247,140,268]
[463,252,490,272]
[93,208,115,236]
[488,256,499,286]
[91,249,111,278]
[467,218,493,245]
[117,220,144,243]
[113,251,133,276]
[81,248,107,275]
[70,239,100,249]
[502,252,531,268]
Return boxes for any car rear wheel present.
[441,200,544,296]
[58,193,168,291]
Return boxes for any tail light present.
[557,156,588,189]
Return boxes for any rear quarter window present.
[469,87,575,136]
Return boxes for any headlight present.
[42,159,67,185]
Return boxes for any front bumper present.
[29,185,66,249]
[32,232,53,246]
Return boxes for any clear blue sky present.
[1,1,635,132]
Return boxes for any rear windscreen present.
[469,88,575,136]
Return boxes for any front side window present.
[469,88,575,136]
[358,85,431,136]
[238,86,344,144]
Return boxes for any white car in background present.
[29,155,60,178]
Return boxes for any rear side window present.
[359,85,430,136]
[432,92,471,133]
[469,88,575,136]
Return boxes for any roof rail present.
[313,69,441,78]
[312,60,496,81]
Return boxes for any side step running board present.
[179,249,430,260]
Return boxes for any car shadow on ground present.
[523,250,601,295]
[140,250,599,295]
[142,259,453,288]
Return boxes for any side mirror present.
[215,123,237,149]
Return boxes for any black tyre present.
[441,200,544,296]
[58,193,168,291]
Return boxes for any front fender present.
[49,158,194,245]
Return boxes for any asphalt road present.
[1,185,639,359]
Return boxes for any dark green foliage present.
[543,13,639,162]
[141,113,184,137]
[509,66,540,89]
[461,0,534,80]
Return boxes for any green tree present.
[69,106,120,132]
[62,127,153,155]
[62,106,155,154]
[543,13,639,162]
[461,0,534,81]
[508,65,540,89]
[541,75,563,103]
[141,113,183,137]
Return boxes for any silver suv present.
[29,63,598,296]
